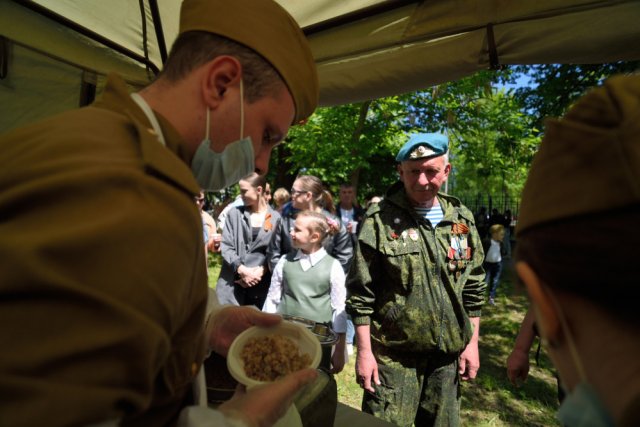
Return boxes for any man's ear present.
[516,261,561,345]
[201,56,242,108]
[443,162,452,178]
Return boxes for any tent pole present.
[148,0,168,64]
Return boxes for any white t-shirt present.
[340,208,354,225]
[485,239,502,263]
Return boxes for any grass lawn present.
[207,253,223,289]
[207,253,560,426]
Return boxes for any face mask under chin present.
[191,135,255,191]
[190,80,255,191]
[557,383,614,427]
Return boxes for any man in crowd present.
[0,0,318,426]
[335,182,365,355]
[347,133,486,426]
[336,183,365,237]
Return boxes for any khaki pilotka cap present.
[179,0,319,124]
[516,75,640,236]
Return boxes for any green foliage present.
[447,90,540,199]
[283,98,407,198]
[268,64,638,205]
[403,69,538,200]
[511,62,640,127]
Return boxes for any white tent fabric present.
[1,0,640,133]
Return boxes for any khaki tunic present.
[0,75,208,426]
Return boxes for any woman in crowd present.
[267,174,353,274]
[216,173,280,309]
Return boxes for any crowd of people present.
[0,0,637,424]
[204,132,484,426]
[199,76,640,427]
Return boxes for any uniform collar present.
[385,181,471,224]
[94,74,199,196]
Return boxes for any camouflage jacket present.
[346,182,486,355]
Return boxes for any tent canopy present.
[2,0,640,131]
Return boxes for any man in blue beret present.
[347,132,486,426]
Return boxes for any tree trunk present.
[349,100,372,190]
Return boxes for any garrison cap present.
[179,0,319,124]
[396,133,448,162]
[517,74,640,236]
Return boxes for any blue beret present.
[395,133,449,162]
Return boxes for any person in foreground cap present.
[346,132,486,426]
[0,0,318,426]
[515,74,640,427]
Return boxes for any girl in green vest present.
[263,210,347,373]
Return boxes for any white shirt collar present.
[293,247,327,267]
[130,93,166,146]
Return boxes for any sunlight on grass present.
[207,252,223,289]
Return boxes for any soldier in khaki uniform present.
[347,133,486,426]
[0,0,318,426]
[515,75,640,427]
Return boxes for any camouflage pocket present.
[362,361,421,426]
[380,241,422,286]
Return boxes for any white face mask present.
[191,80,255,191]
[557,383,614,427]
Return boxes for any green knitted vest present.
[280,252,334,324]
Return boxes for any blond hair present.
[273,187,290,208]
[489,224,504,237]
[296,210,332,243]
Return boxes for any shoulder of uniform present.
[456,203,475,221]
[365,202,381,217]
[439,193,474,220]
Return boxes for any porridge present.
[241,334,312,381]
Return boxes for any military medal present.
[448,246,456,259]
[459,235,467,250]
[452,223,470,234]
[450,236,460,259]
[408,229,419,241]
[448,223,473,276]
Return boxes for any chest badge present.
[408,229,419,241]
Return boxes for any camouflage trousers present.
[362,347,461,427]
